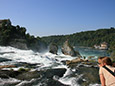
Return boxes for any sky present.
[0,0,115,37]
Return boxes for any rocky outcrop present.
[61,40,80,57]
[77,66,100,86]
[9,39,28,50]
[0,68,66,80]
[0,19,47,52]
[49,43,58,54]
[0,65,99,86]
[0,57,12,62]
[9,38,47,52]
[66,58,88,65]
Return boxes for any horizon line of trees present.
[0,19,115,60]
[41,27,115,52]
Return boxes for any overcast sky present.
[0,0,115,37]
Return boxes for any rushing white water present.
[0,46,62,68]
[0,46,79,69]
[58,68,81,86]
[0,46,103,86]
[0,78,21,86]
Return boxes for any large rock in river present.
[61,40,80,57]
[49,43,58,54]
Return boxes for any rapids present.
[0,46,107,86]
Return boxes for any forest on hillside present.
[0,20,115,53]
[41,27,115,52]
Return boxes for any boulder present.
[43,68,66,78]
[14,62,41,68]
[61,40,80,57]
[77,67,100,86]
[0,69,19,79]
[49,43,58,54]
[0,68,66,81]
[16,71,40,80]
[66,58,88,65]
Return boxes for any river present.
[0,46,108,86]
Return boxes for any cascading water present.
[0,46,107,86]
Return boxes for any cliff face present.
[0,19,47,51]
[9,39,28,50]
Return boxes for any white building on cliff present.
[94,42,108,50]
[99,42,108,50]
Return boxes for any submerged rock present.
[37,68,68,86]
[0,69,40,80]
[0,70,19,79]
[0,68,66,81]
[14,62,41,68]
[16,71,41,80]
[43,68,66,78]
[0,63,100,86]
[0,57,12,62]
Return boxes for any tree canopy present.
[41,27,115,52]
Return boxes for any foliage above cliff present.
[0,19,47,51]
[41,27,115,51]
[0,22,26,45]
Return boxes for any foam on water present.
[89,84,101,86]
[0,78,21,85]
[58,67,101,86]
[16,79,38,86]
[0,46,73,69]
[0,46,103,86]
[58,68,82,86]
[0,46,106,68]
[56,54,77,61]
